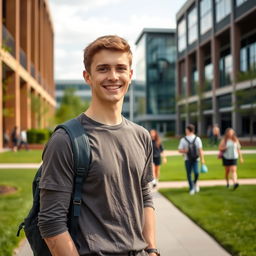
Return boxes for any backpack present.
[17,118,91,256]
[184,136,199,162]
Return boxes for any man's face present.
[84,50,133,104]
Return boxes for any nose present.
[108,69,118,81]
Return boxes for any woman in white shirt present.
[219,128,244,189]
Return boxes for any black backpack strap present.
[192,136,197,144]
[184,136,190,144]
[55,118,91,241]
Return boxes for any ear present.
[83,70,92,87]
[129,69,133,82]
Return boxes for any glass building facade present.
[215,0,231,22]
[188,7,198,44]
[176,0,256,136]
[200,0,212,34]
[135,29,176,133]
[240,33,256,72]
[178,19,186,52]
[147,34,176,115]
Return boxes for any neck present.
[85,98,123,125]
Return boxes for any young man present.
[38,35,159,256]
[178,124,205,195]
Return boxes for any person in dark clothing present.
[150,129,167,188]
[11,126,19,152]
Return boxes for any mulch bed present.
[0,185,17,195]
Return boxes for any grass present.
[162,137,256,150]
[160,154,256,181]
[0,150,42,163]
[0,169,35,256]
[160,185,256,256]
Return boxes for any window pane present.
[188,7,198,44]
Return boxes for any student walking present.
[150,129,167,188]
[178,124,205,195]
[219,128,243,189]
[38,35,159,256]
[11,126,19,152]
[212,124,220,146]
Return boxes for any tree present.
[55,88,89,124]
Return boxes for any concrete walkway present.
[165,149,256,156]
[154,191,230,256]
[159,178,256,189]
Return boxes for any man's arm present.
[143,207,157,256]
[199,148,205,164]
[44,232,79,256]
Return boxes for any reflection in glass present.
[200,0,212,35]
[188,7,198,44]
[215,0,231,23]
[178,19,186,52]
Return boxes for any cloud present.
[49,0,184,79]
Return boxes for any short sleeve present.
[197,137,203,149]
[178,138,185,150]
[39,129,75,193]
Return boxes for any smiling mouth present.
[102,85,122,91]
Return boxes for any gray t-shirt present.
[178,135,203,161]
[38,113,154,255]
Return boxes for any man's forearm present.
[199,148,205,164]
[44,231,79,256]
[143,207,156,249]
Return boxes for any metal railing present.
[2,25,15,57]
[20,48,27,69]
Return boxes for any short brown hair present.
[186,124,195,133]
[83,35,133,73]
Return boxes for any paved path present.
[158,178,256,189]
[165,149,256,156]
[0,163,41,169]
[154,191,230,256]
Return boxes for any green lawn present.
[163,137,256,150]
[160,185,256,256]
[0,150,42,163]
[0,169,35,256]
[160,154,256,181]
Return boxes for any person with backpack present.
[178,124,205,195]
[33,36,159,256]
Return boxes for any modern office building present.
[0,0,55,148]
[176,0,256,136]
[135,28,177,134]
[55,80,91,108]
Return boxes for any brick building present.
[176,0,256,136]
[0,0,55,149]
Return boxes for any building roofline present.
[44,0,54,33]
[176,0,196,21]
[135,28,176,45]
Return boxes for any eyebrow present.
[96,64,128,68]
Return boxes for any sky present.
[48,0,186,80]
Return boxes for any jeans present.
[185,160,199,191]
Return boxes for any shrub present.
[27,129,51,144]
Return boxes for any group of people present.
[150,124,243,194]
[3,126,29,152]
